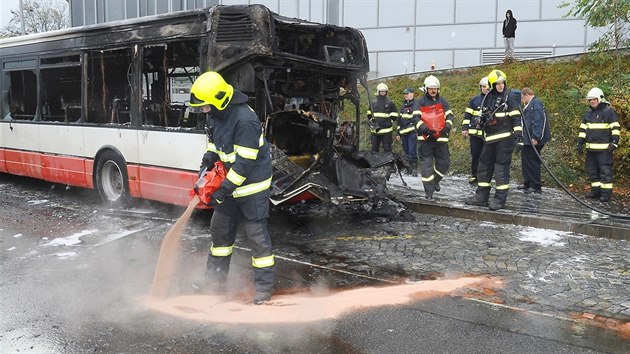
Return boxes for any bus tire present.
[95,150,131,207]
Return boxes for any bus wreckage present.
[0,4,405,212]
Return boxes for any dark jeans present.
[521,143,544,190]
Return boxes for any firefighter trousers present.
[585,150,614,196]
[475,138,515,205]
[418,140,450,196]
[371,133,393,152]
[469,136,484,179]
[207,195,275,293]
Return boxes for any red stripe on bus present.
[135,165,198,206]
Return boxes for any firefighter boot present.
[599,190,612,203]
[585,187,601,199]
[465,187,490,207]
[489,190,508,211]
[204,253,230,294]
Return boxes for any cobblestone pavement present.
[269,175,630,329]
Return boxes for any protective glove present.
[417,124,430,135]
[440,125,451,137]
[576,142,584,155]
[608,143,618,153]
[514,142,523,154]
[209,188,228,207]
[513,130,523,144]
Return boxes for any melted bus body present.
[0,5,383,207]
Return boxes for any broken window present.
[40,54,82,122]
[141,40,202,129]
[2,59,37,120]
[87,48,133,124]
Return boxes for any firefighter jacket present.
[480,88,522,144]
[463,93,485,138]
[578,102,620,151]
[397,99,420,136]
[367,95,398,135]
[199,90,272,201]
[522,96,551,146]
[415,93,454,142]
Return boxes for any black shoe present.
[425,193,434,201]
[489,201,505,210]
[586,190,601,199]
[253,290,273,305]
[600,194,611,202]
[516,184,529,190]
[523,187,542,194]
[434,181,441,192]
[465,195,488,206]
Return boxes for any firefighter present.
[415,75,454,200]
[465,69,522,210]
[576,87,621,202]
[462,77,489,185]
[367,83,398,152]
[396,87,419,176]
[189,71,275,305]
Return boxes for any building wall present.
[69,0,599,78]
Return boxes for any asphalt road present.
[1,173,629,353]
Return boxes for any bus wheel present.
[95,150,131,207]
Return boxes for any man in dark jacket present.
[465,69,522,210]
[190,71,275,304]
[576,87,621,202]
[367,83,398,153]
[503,9,517,60]
[396,87,419,176]
[519,87,551,194]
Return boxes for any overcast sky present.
[1,0,69,27]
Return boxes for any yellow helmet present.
[487,69,507,86]
[424,75,440,89]
[189,71,234,111]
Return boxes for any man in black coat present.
[519,87,551,194]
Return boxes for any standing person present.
[367,83,398,153]
[396,87,419,176]
[189,71,275,304]
[502,10,517,60]
[465,69,522,210]
[576,87,621,202]
[520,87,551,194]
[415,75,454,200]
[462,77,489,185]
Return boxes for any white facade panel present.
[376,51,415,78]
[454,49,482,68]
[498,1,540,22]
[542,0,570,19]
[343,0,377,28]
[414,50,453,72]
[279,0,299,18]
[416,23,495,50]
[309,0,325,23]
[252,0,281,13]
[362,28,414,52]
[455,0,494,23]
[417,0,455,25]
[515,20,588,47]
[378,0,415,27]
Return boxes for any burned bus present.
[0,4,400,208]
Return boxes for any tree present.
[560,0,630,87]
[0,0,70,38]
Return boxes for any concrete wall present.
[68,0,600,78]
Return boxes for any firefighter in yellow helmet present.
[366,83,398,152]
[465,69,522,210]
[415,75,454,200]
[576,87,621,202]
[189,71,275,304]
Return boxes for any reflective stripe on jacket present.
[578,102,620,151]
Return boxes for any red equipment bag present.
[190,161,227,205]
[420,104,446,139]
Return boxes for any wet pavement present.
[2,172,630,352]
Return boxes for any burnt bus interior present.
[0,4,403,211]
